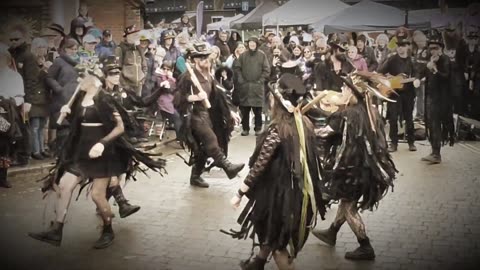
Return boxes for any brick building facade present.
[0,0,144,43]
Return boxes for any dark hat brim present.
[329,42,347,52]
[190,51,212,58]
[123,29,141,37]
[427,40,444,47]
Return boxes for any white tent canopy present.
[409,8,466,29]
[262,0,348,27]
[206,14,244,31]
[311,0,430,34]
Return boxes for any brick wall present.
[83,0,143,43]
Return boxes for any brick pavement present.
[1,135,480,270]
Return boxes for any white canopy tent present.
[262,0,348,27]
[311,0,431,34]
[206,14,244,31]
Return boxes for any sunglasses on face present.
[148,47,156,51]
[429,47,440,51]
[108,71,121,76]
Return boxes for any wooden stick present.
[56,83,82,125]
[185,63,211,109]
[301,91,327,114]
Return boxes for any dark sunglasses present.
[108,71,121,76]
[10,38,20,42]
[429,46,440,51]
[148,47,156,51]
[198,55,209,60]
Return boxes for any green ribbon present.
[293,109,317,253]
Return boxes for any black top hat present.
[124,25,140,37]
[277,73,306,105]
[101,55,121,73]
[396,37,411,46]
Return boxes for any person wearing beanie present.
[356,34,378,71]
[233,36,270,136]
[96,29,117,62]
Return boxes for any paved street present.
[1,133,480,270]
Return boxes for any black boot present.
[311,223,339,246]
[93,224,114,249]
[345,237,375,260]
[217,156,245,179]
[387,143,397,152]
[109,186,140,218]
[190,161,209,188]
[240,256,266,270]
[28,221,63,246]
[0,169,12,188]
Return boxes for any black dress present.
[72,104,126,179]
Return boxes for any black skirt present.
[73,125,126,179]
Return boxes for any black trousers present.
[239,106,263,132]
[387,92,415,145]
[191,111,223,161]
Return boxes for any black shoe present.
[387,144,397,152]
[240,256,266,270]
[32,153,44,160]
[421,154,441,164]
[241,130,249,136]
[28,222,63,247]
[41,151,52,158]
[312,224,338,246]
[118,201,141,218]
[408,143,417,152]
[345,237,375,260]
[190,176,209,188]
[218,158,245,179]
[93,225,114,249]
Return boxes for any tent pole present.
[242,30,245,41]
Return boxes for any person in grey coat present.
[233,37,270,136]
